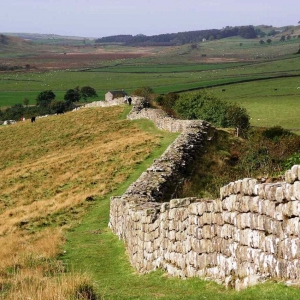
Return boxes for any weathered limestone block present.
[186,265,197,277]
[205,200,216,212]
[197,201,210,215]
[220,224,235,239]
[174,207,189,221]
[264,235,279,254]
[234,180,243,194]
[281,238,300,260]
[241,178,256,195]
[220,239,236,257]
[236,245,249,262]
[286,260,300,280]
[265,184,282,200]
[220,182,234,199]
[237,228,252,246]
[202,225,216,239]
[285,167,299,184]
[201,239,214,254]
[285,217,300,236]
[263,217,280,236]
[236,261,254,278]
[222,194,237,211]
[250,230,265,248]
[168,230,176,241]
[206,266,221,279]
[261,199,276,217]
[247,248,262,265]
[186,249,197,267]
[283,183,295,201]
[175,230,185,242]
[282,200,300,217]
[222,211,238,224]
[234,212,251,229]
[249,213,265,231]
[153,237,161,250]
[257,183,267,199]
[170,198,191,209]
[188,202,199,215]
[236,195,250,212]
[293,181,300,200]
[191,226,202,239]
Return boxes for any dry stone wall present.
[108,100,300,290]
[83,97,140,108]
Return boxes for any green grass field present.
[1,35,300,128]
[210,76,300,129]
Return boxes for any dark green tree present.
[3,104,25,120]
[280,35,286,42]
[266,39,272,44]
[267,29,278,36]
[36,90,56,107]
[259,39,265,45]
[226,103,250,136]
[80,86,98,101]
[50,100,67,114]
[133,86,154,101]
[64,87,81,103]
[173,91,250,133]
[23,98,29,107]
[238,26,257,39]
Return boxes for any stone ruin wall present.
[83,97,127,108]
[83,96,142,108]
[106,101,300,290]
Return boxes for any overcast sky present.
[1,0,299,38]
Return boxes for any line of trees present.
[95,26,257,46]
[0,86,98,122]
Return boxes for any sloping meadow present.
[0,106,162,299]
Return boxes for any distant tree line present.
[0,64,32,71]
[0,34,9,45]
[95,26,257,46]
[0,86,97,122]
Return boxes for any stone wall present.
[83,97,140,108]
[108,101,300,290]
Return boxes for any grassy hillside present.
[1,106,300,299]
[0,35,34,52]
[0,106,178,299]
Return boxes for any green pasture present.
[1,42,299,130]
[195,36,300,59]
[0,56,299,100]
[210,77,300,129]
[89,62,246,73]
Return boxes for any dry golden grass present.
[0,106,161,299]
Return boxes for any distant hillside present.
[95,24,300,46]
[0,32,92,41]
[0,34,33,51]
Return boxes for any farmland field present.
[0,34,300,123]
[1,49,299,129]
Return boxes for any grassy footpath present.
[62,110,300,299]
